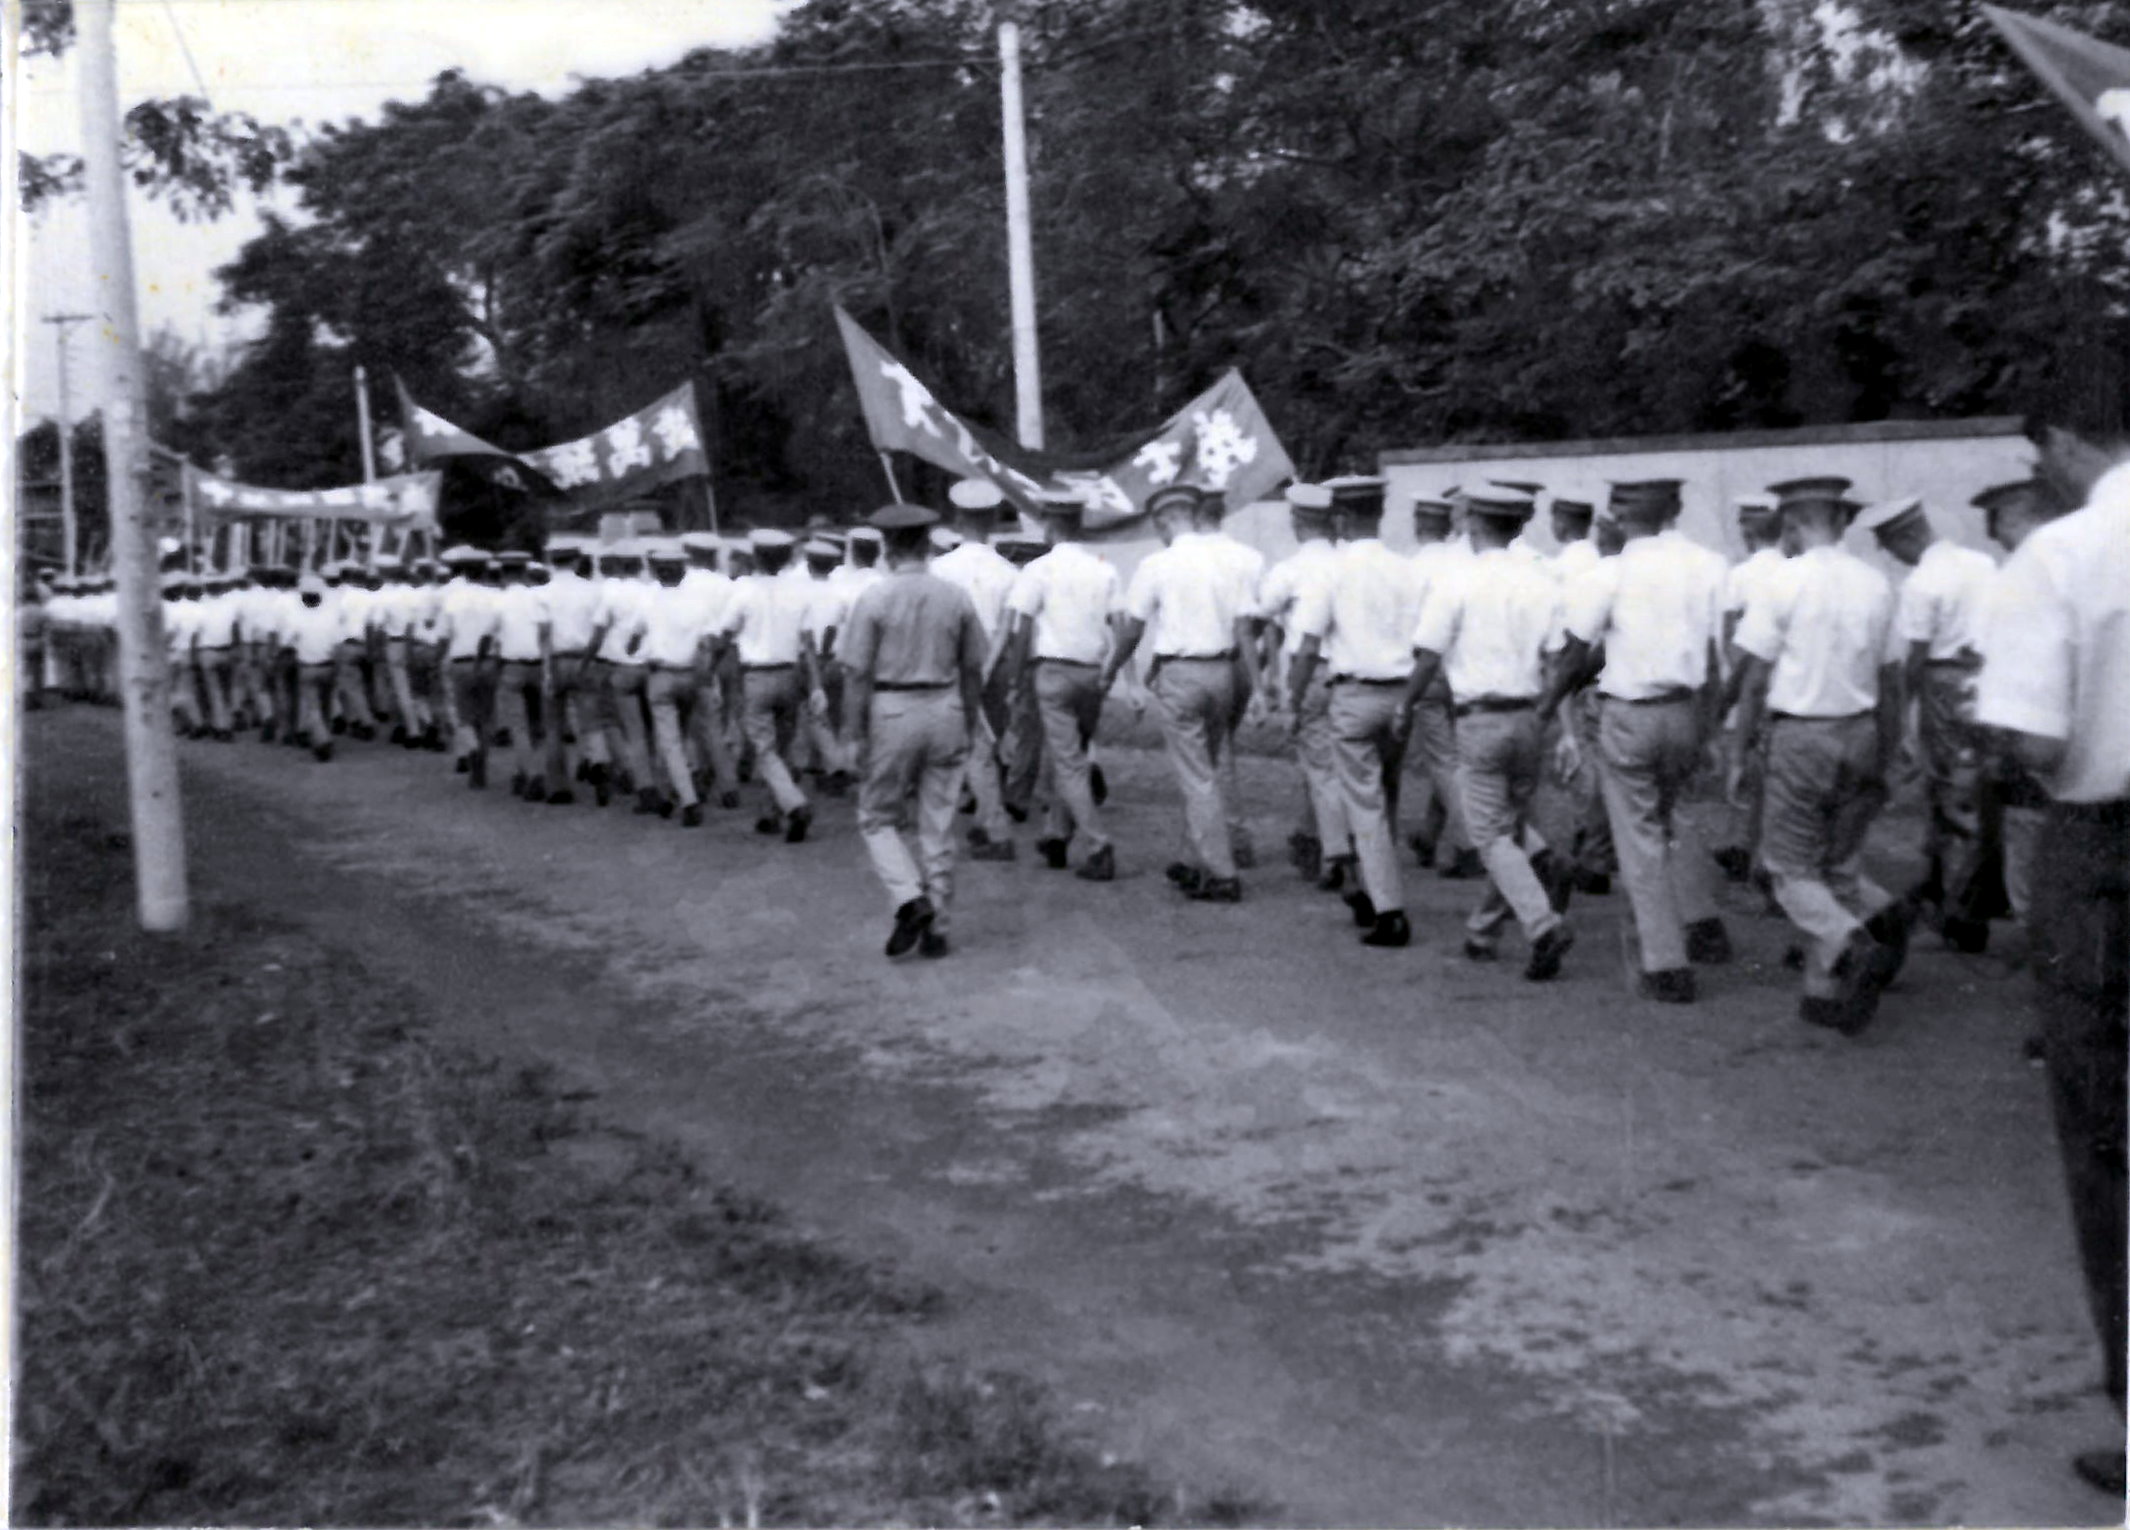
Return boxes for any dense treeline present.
[187,0,2130,519]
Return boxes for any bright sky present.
[12,0,792,427]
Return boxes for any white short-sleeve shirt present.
[1259,539,1341,661]
[1290,537,1422,681]
[1724,546,1789,619]
[491,583,550,662]
[1896,539,1998,661]
[1733,545,1898,717]
[931,541,1021,642]
[720,567,812,667]
[285,600,344,666]
[438,580,502,663]
[1562,530,1728,699]
[1124,533,1252,657]
[1975,486,2130,804]
[1409,547,1562,702]
[1007,542,1119,665]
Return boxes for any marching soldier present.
[162,573,207,737]
[1403,496,1481,881]
[994,532,1053,821]
[1973,475,2076,930]
[931,478,1022,861]
[1400,484,1576,980]
[329,561,381,741]
[490,550,552,800]
[1545,478,1731,1004]
[1731,476,1911,1035]
[1104,483,1260,903]
[1259,483,1347,883]
[1192,486,1267,869]
[1713,494,1789,883]
[1003,488,1121,881]
[1857,494,2000,951]
[284,571,344,761]
[797,536,856,792]
[1974,462,2130,1500]
[538,538,602,804]
[1288,476,1424,948]
[717,527,816,841]
[1546,496,1615,895]
[678,531,744,809]
[436,546,502,786]
[193,570,238,739]
[842,502,990,959]
[635,539,711,824]
[585,542,656,806]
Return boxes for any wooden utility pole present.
[997,6,1044,450]
[77,0,189,931]
[42,312,92,574]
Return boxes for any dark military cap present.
[868,502,940,531]
[1550,498,1596,522]
[1409,498,1456,525]
[1464,485,1538,522]
[1971,477,2070,520]
[1768,476,1854,516]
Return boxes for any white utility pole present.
[77,0,189,932]
[354,363,377,482]
[42,313,92,574]
[997,7,1044,450]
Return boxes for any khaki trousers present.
[1454,706,1560,946]
[1597,696,1721,973]
[741,665,808,814]
[689,668,740,790]
[1569,690,1616,875]
[1293,670,1350,854]
[382,637,427,734]
[295,661,335,744]
[646,667,702,807]
[1153,657,1239,880]
[495,660,547,781]
[1403,685,1470,858]
[1759,714,1895,999]
[1330,680,1408,914]
[447,658,490,763]
[1918,663,1989,919]
[597,661,654,789]
[168,654,204,732]
[195,648,234,733]
[999,668,1044,818]
[858,689,970,932]
[1035,660,1110,851]
[333,641,377,729]
[545,656,601,792]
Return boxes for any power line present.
[158,0,213,101]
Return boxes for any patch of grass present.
[15,801,1261,1527]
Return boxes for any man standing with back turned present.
[842,503,990,961]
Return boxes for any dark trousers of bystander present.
[2030,797,2129,1412]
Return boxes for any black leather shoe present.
[1089,763,1108,806]
[1862,902,1914,987]
[717,789,742,810]
[1037,837,1070,870]
[1165,861,1201,888]
[546,790,576,806]
[1362,909,1411,948]
[1440,848,1485,881]
[1781,943,1807,971]
[468,756,487,789]
[1408,832,1437,870]
[755,813,784,835]
[680,802,703,827]
[493,727,512,747]
[1524,923,1576,982]
[1186,876,1242,903]
[330,716,348,736]
[524,783,548,804]
[919,929,950,959]
[1685,918,1733,965]
[1712,845,1752,883]
[1941,914,1990,954]
[510,772,528,797]
[1317,856,1353,893]
[785,805,813,843]
[1800,993,1874,1036]
[2072,1450,2127,1498]
[454,756,471,774]
[1532,849,1574,914]
[1344,889,1376,928]
[1571,868,1612,896]
[1638,967,1697,1004]
[1233,840,1257,870]
[886,896,935,958]
[968,825,993,850]
[1462,938,1498,962]
[634,788,663,815]
[312,742,333,763]
[575,759,591,783]
[1075,844,1115,882]
[970,840,1017,861]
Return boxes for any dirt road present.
[30,706,2116,1526]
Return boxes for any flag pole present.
[878,450,905,504]
[998,6,1044,450]
[77,0,189,931]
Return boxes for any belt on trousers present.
[743,662,795,672]
[1607,687,1696,706]
[197,645,232,653]
[1037,656,1100,668]
[1925,652,1982,670]
[1330,674,1405,686]
[1453,696,1535,718]
[649,661,696,672]
[1158,651,1235,662]
[874,680,953,692]
[1769,709,1869,723]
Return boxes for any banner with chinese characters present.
[1984,5,2130,179]
[187,467,444,526]
[398,380,707,505]
[834,307,1294,535]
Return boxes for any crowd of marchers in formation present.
[21,460,2126,1494]
[15,465,2064,1016]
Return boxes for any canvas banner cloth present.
[1984,5,2130,179]
[188,467,443,527]
[835,306,1294,536]
[397,380,709,505]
